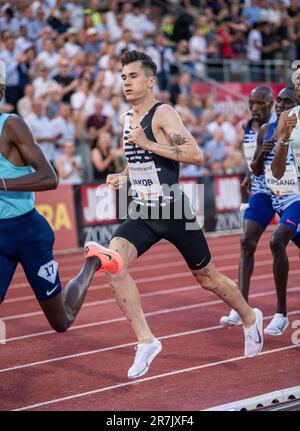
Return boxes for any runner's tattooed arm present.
[128,104,203,165]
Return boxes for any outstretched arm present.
[128,104,203,165]
[0,116,58,191]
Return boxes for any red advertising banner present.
[35,185,78,251]
[80,183,117,226]
[192,82,285,121]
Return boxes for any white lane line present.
[10,240,298,288]
[12,344,300,411]
[5,265,300,305]
[12,245,275,278]
[2,309,300,373]
[6,251,299,296]
[2,283,300,343]
[3,254,300,319]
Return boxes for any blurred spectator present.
[169,71,191,105]
[83,27,102,54]
[115,29,138,56]
[67,0,84,31]
[36,37,60,76]
[53,59,79,103]
[242,0,261,25]
[123,1,156,41]
[56,140,83,185]
[17,83,35,118]
[172,10,194,42]
[64,27,82,59]
[189,25,208,64]
[0,33,23,111]
[0,6,19,33]
[32,63,56,100]
[173,39,198,69]
[175,94,197,130]
[247,22,263,81]
[91,131,117,180]
[147,33,175,91]
[25,99,60,166]
[70,77,95,116]
[51,102,76,160]
[1,0,298,181]
[87,99,111,138]
[109,94,126,148]
[47,4,72,34]
[203,129,227,175]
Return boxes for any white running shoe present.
[219,309,242,327]
[244,308,263,358]
[128,338,162,379]
[264,313,289,336]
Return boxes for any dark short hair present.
[121,50,157,76]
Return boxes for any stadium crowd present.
[0,0,299,184]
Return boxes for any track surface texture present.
[1,231,299,411]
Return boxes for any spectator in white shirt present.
[123,2,155,41]
[56,140,83,185]
[189,26,208,63]
[247,22,263,81]
[115,29,137,56]
[51,102,76,161]
[247,22,262,62]
[70,77,96,117]
[146,33,174,91]
[36,37,60,77]
[63,27,81,59]
[32,63,56,100]
[67,0,84,31]
[25,99,60,165]
[17,83,35,118]
[0,33,24,111]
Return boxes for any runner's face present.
[121,61,155,102]
[248,95,272,124]
[275,92,296,117]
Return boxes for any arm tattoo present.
[169,132,189,146]
[171,146,184,158]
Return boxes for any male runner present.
[220,87,276,326]
[0,60,122,330]
[79,51,263,379]
[250,87,300,335]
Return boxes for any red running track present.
[0,231,299,411]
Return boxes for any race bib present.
[265,164,299,195]
[128,162,163,200]
[292,149,300,177]
[243,141,256,170]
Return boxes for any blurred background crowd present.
[1,0,299,184]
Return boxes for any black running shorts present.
[112,200,211,270]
